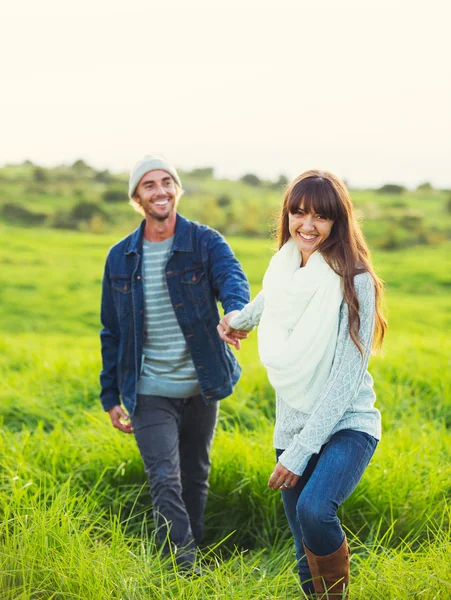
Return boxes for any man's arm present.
[206,231,250,314]
[100,258,121,410]
[100,258,133,433]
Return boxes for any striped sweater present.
[136,237,201,398]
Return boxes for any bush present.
[241,173,261,187]
[102,186,125,203]
[51,202,110,231]
[72,159,92,171]
[94,170,113,184]
[216,194,232,208]
[401,214,424,233]
[51,210,77,230]
[71,201,109,222]
[377,184,406,194]
[378,225,403,250]
[416,182,433,192]
[71,159,94,178]
[33,167,48,183]
[188,167,214,178]
[1,203,47,226]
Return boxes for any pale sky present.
[1,0,450,188]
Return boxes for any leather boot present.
[303,536,350,599]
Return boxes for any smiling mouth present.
[154,199,170,206]
[298,232,318,242]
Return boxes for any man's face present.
[133,170,178,221]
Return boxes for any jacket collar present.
[125,213,193,255]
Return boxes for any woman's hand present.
[268,461,300,491]
[217,310,249,350]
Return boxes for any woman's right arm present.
[217,290,265,347]
[228,289,265,331]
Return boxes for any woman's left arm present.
[276,272,377,477]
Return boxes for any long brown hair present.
[276,170,386,353]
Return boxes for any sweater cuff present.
[229,312,257,332]
[278,443,315,477]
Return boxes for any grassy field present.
[0,223,450,599]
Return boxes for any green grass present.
[0,225,450,598]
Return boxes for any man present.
[99,155,250,569]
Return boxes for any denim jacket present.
[100,214,250,415]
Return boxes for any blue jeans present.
[277,429,377,594]
[131,394,218,567]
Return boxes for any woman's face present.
[288,201,334,265]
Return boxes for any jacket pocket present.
[181,266,206,305]
[111,275,132,316]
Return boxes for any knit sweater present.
[137,237,201,398]
[229,271,381,476]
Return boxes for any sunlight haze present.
[1,0,450,187]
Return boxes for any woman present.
[217,170,386,598]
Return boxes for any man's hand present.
[217,310,249,350]
[107,405,133,434]
[268,461,300,491]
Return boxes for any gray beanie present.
[129,155,182,199]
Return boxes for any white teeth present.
[155,200,169,205]
[299,233,316,240]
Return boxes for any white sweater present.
[229,272,381,476]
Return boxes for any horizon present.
[0,158,446,191]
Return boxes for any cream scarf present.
[258,239,343,413]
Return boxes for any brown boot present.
[303,536,350,599]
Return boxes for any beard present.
[143,199,174,221]
[146,209,170,222]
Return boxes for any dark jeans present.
[277,429,377,594]
[131,394,218,566]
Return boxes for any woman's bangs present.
[288,178,339,221]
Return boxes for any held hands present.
[107,405,133,434]
[268,461,300,491]
[217,310,249,350]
